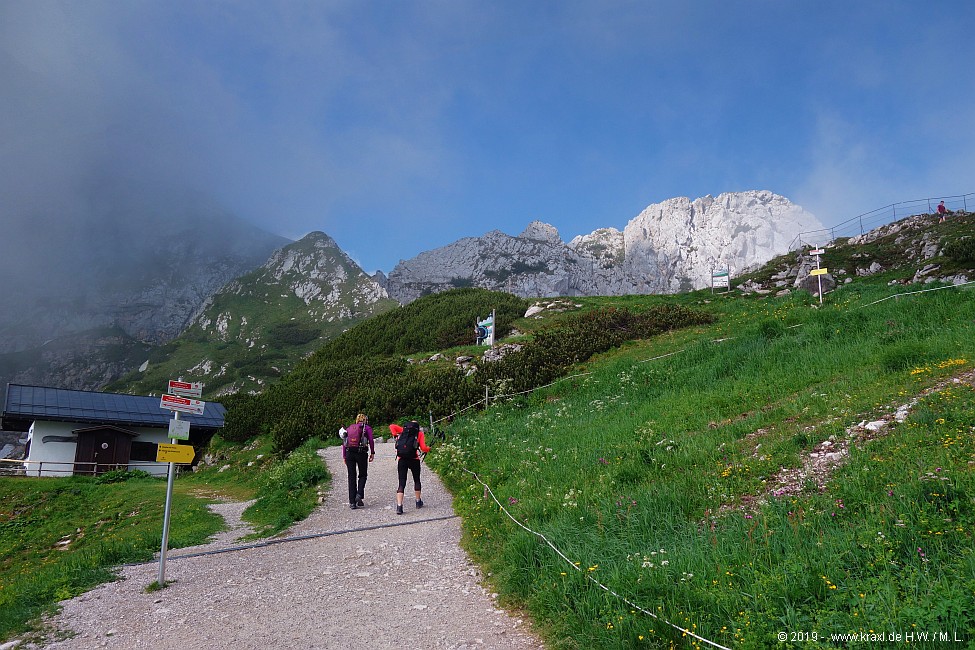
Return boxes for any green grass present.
[168,435,331,538]
[0,437,330,643]
[0,473,222,641]
[428,281,975,648]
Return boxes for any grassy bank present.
[0,437,330,642]
[428,282,975,648]
[0,472,221,640]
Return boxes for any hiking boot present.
[415,499,424,508]
[356,497,364,507]
[396,505,404,515]
[350,503,358,510]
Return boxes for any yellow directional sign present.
[156,443,195,464]
[810,268,828,276]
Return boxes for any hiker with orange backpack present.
[389,420,431,515]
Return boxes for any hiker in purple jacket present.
[342,413,375,509]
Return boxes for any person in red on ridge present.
[938,200,948,222]
[389,420,431,515]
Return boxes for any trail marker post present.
[711,269,730,294]
[809,249,827,305]
[156,379,204,585]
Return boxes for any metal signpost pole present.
[158,410,178,585]
[808,249,827,306]
[816,255,823,305]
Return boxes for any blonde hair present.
[356,413,368,424]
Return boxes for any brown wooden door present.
[73,428,133,475]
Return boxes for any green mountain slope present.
[105,232,398,397]
[219,287,714,453]
[219,209,975,647]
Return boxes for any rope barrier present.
[123,514,459,566]
[857,278,975,308]
[462,468,731,650]
[431,371,594,426]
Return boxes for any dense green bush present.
[242,438,329,536]
[942,236,975,263]
[312,287,528,360]
[223,299,714,454]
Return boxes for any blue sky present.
[2,1,973,274]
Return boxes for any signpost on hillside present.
[476,311,495,347]
[809,249,827,305]
[156,379,204,586]
[712,269,730,294]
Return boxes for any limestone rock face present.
[386,190,821,302]
[384,229,618,303]
[619,191,820,293]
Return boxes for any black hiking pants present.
[396,457,422,493]
[346,448,369,504]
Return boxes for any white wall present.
[25,421,177,478]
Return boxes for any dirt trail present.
[25,441,543,649]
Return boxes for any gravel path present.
[25,441,544,649]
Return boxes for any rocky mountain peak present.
[519,221,562,244]
[386,190,822,302]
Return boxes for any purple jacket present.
[342,423,375,460]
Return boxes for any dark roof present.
[1,384,225,432]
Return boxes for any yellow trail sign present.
[156,443,195,464]
[810,268,829,276]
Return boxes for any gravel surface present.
[23,441,544,649]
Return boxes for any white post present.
[490,309,496,347]
[157,411,178,585]
[816,254,823,305]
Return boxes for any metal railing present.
[0,458,176,478]
[790,192,974,250]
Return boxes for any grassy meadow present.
[428,281,975,648]
[0,472,221,640]
[0,437,330,642]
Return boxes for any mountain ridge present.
[385,190,822,302]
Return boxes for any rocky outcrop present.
[129,232,395,397]
[384,224,615,303]
[617,191,818,293]
[386,191,822,302]
[193,232,390,337]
